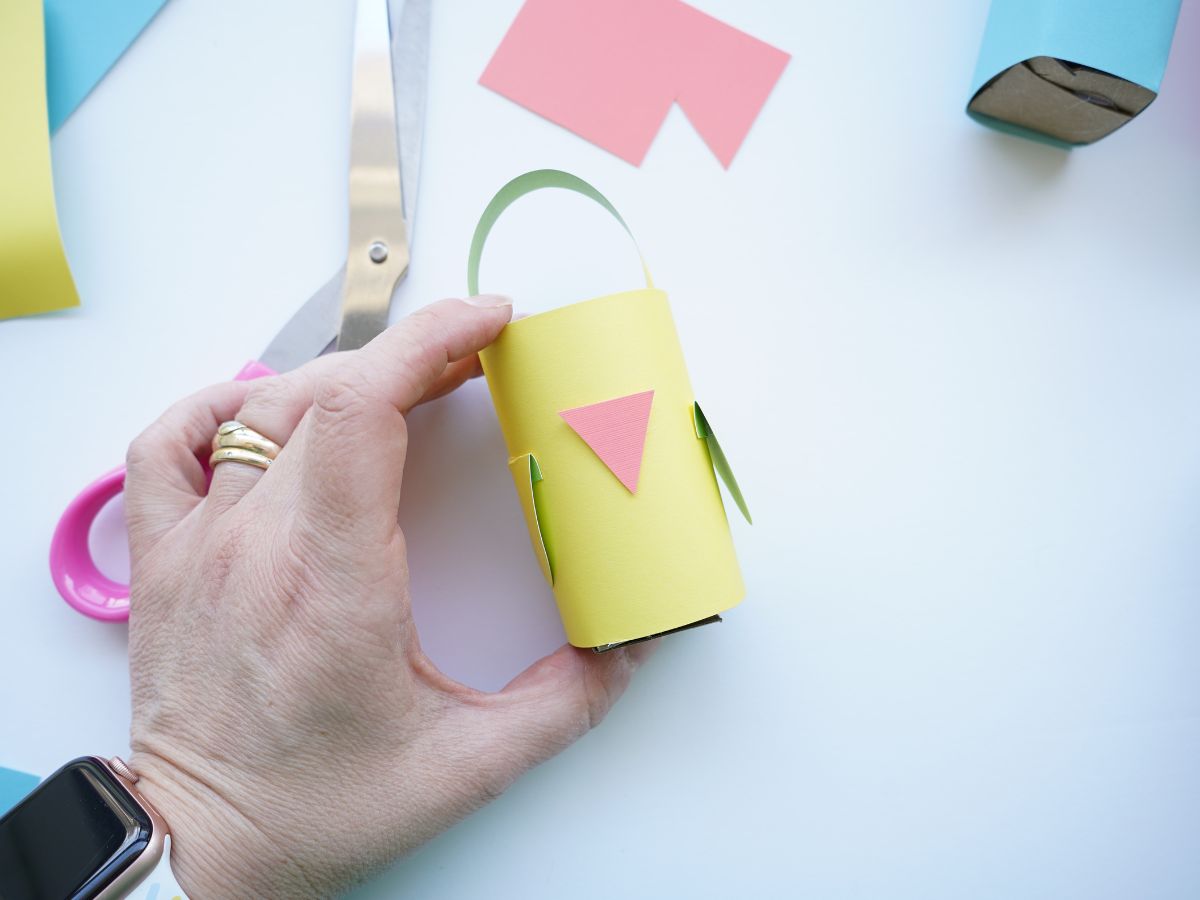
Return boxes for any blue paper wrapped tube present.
[968,0,1182,145]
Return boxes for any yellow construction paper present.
[480,289,744,648]
[0,0,80,319]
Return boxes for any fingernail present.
[465,293,513,308]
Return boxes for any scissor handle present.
[50,360,277,622]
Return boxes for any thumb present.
[459,642,659,786]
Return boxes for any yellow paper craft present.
[0,0,80,319]
[471,171,748,650]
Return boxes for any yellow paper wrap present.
[470,172,746,649]
[0,0,80,319]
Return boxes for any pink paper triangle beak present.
[559,390,655,493]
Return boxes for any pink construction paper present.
[479,0,790,167]
[560,390,655,493]
[670,4,791,167]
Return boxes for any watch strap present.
[126,834,188,900]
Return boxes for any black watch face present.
[0,758,152,900]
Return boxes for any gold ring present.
[212,430,281,458]
[209,446,272,471]
[208,421,282,471]
[210,420,282,459]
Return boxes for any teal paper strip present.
[45,0,172,132]
[970,0,1181,97]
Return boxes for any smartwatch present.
[0,757,187,900]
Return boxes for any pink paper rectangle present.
[480,0,790,167]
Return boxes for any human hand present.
[123,297,655,898]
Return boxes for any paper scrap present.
[479,0,790,167]
[560,390,654,494]
[0,766,39,816]
[0,0,80,320]
[509,453,554,585]
[694,402,751,525]
[45,0,172,132]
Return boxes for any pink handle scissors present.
[50,0,428,622]
[50,361,277,621]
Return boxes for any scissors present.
[49,0,431,622]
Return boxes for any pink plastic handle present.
[50,361,277,622]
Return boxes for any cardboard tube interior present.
[968,57,1155,145]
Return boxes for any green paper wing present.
[693,403,752,525]
[508,453,554,584]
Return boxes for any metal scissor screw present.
[368,241,389,263]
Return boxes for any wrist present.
[131,752,311,899]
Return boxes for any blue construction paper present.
[44,0,171,132]
[0,766,40,816]
[970,0,1181,96]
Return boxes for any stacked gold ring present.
[209,421,282,471]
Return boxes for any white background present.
[2,0,1199,896]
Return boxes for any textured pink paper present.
[669,4,791,167]
[560,390,655,493]
[479,0,790,167]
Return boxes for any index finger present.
[294,295,512,539]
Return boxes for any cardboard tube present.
[471,172,745,649]
[967,0,1181,145]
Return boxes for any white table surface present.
[3,0,1200,896]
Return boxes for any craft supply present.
[50,0,431,621]
[44,0,172,132]
[0,0,80,320]
[470,170,750,650]
[0,0,170,320]
[480,0,789,167]
[968,0,1181,145]
[337,0,412,350]
[0,767,39,817]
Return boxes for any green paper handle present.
[467,169,653,297]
